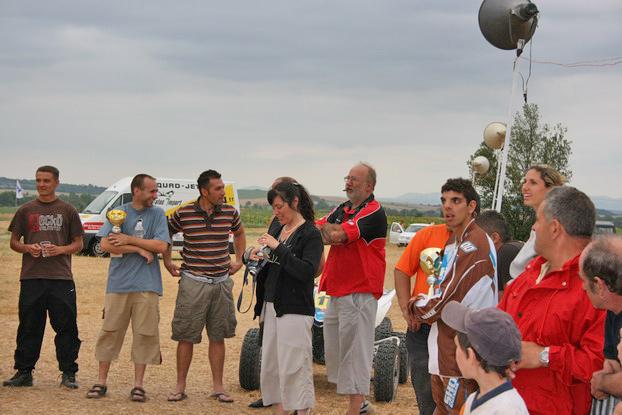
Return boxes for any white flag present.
[15,180,24,199]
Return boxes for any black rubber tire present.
[374,317,393,341]
[239,328,262,390]
[90,237,108,257]
[373,339,400,402]
[391,331,408,384]
[312,324,325,364]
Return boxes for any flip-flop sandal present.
[130,386,147,402]
[210,392,234,403]
[86,384,107,399]
[167,391,188,402]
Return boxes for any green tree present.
[468,103,573,241]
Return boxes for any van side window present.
[109,196,123,209]
[121,193,132,204]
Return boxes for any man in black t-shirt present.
[579,236,622,404]
[475,210,523,294]
[3,166,84,389]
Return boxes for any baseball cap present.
[441,301,521,366]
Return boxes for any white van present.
[79,177,240,256]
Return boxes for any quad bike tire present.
[239,327,262,390]
[374,317,393,341]
[373,339,400,402]
[391,331,409,384]
[312,324,325,364]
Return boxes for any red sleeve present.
[548,300,605,385]
[341,201,386,244]
[315,206,338,228]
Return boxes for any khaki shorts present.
[323,293,377,395]
[95,292,161,365]
[171,275,237,343]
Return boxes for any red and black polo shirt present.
[316,194,387,299]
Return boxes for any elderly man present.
[579,236,622,410]
[498,186,605,415]
[316,163,387,415]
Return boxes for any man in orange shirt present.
[394,223,450,415]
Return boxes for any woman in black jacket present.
[251,181,323,415]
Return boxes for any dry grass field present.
[0,215,420,414]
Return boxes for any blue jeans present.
[406,324,435,415]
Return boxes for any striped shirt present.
[169,200,241,277]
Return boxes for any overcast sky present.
[1,0,621,199]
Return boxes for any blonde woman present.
[509,164,565,279]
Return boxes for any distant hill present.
[0,177,106,195]
[384,192,441,206]
[389,191,622,214]
[238,188,268,199]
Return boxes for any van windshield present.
[83,191,118,214]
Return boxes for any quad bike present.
[239,288,408,402]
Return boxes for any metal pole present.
[494,39,524,212]
[491,149,502,208]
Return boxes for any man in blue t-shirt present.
[86,174,170,402]
[579,235,622,409]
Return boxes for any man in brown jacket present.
[409,178,498,415]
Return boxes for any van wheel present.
[90,237,108,257]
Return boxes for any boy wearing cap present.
[441,301,528,415]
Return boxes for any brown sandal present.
[130,386,147,402]
[86,384,107,399]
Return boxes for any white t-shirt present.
[509,230,536,279]
[461,382,529,415]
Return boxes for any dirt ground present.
[0,218,421,414]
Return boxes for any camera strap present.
[237,266,255,314]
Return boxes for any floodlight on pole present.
[478,0,538,212]
[471,156,491,183]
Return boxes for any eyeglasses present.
[343,176,361,182]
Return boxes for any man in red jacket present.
[498,186,605,415]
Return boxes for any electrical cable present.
[519,55,622,68]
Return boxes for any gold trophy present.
[106,209,127,258]
[420,247,441,297]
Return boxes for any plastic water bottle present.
[134,219,144,239]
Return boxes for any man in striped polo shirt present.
[163,169,246,403]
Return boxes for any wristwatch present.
[539,346,550,367]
